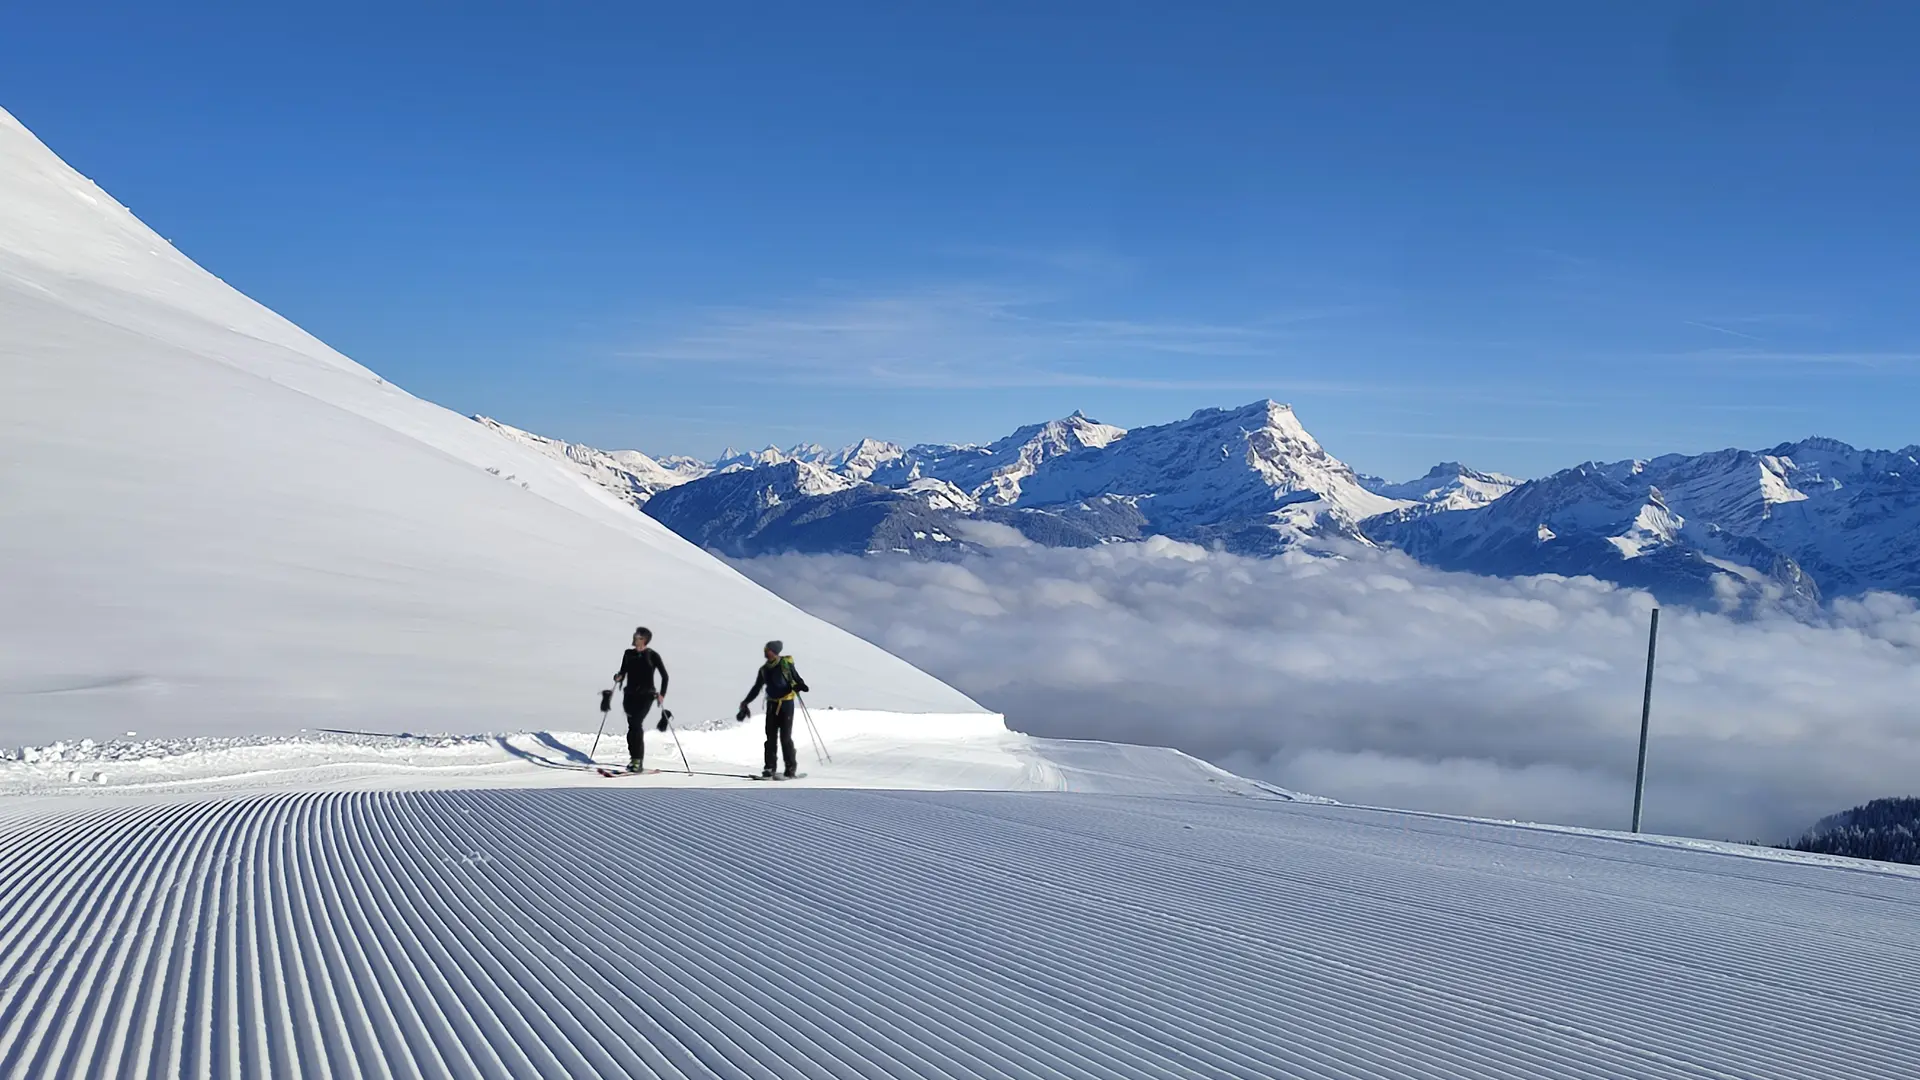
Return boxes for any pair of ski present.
[590,765,806,780]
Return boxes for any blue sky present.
[4,3,1917,480]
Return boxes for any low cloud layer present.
[738,540,1920,842]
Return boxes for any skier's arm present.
[653,651,669,699]
[741,668,766,706]
[612,652,628,685]
[789,661,809,695]
[736,667,767,721]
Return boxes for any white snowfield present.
[0,711,1285,808]
[3,788,1917,1080]
[0,104,979,747]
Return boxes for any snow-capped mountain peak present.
[1006,400,1408,551]
[1364,461,1524,513]
[826,437,909,481]
[972,411,1129,504]
[713,445,792,473]
[1758,454,1810,507]
[1248,399,1319,448]
[901,476,980,513]
[789,458,860,497]
[1607,489,1684,559]
[1233,401,1399,519]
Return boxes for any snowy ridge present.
[0,109,350,374]
[3,788,1916,1079]
[473,416,708,506]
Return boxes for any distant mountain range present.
[476,405,1919,612]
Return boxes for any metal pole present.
[1630,608,1660,833]
[797,695,832,764]
[662,709,692,775]
[590,688,613,763]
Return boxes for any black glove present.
[656,709,671,732]
[736,704,750,722]
[599,689,613,713]
[795,680,810,694]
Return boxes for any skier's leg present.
[776,699,798,775]
[762,708,779,776]
[626,698,653,768]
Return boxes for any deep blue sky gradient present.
[4,3,1916,478]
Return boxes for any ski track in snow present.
[2,790,1916,1079]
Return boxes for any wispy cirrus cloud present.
[615,283,1364,391]
[934,244,1145,279]
[1681,347,1920,368]
[1683,319,1767,343]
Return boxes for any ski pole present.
[590,688,613,763]
[661,708,692,775]
[797,695,832,764]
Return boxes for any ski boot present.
[627,758,646,774]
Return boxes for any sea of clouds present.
[738,530,1920,842]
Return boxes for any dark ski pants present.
[764,697,797,775]
[625,697,654,764]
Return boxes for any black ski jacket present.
[742,656,808,706]
[617,648,669,703]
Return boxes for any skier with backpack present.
[611,627,670,773]
[737,640,809,779]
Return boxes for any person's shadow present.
[493,732,596,770]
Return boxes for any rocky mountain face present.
[638,461,962,558]
[879,411,1130,505]
[1373,439,1920,611]
[477,408,1920,611]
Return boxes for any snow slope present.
[0,105,980,746]
[473,416,709,506]
[0,710,1283,804]
[3,787,1914,1079]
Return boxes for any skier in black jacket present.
[738,640,809,778]
[612,627,669,773]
